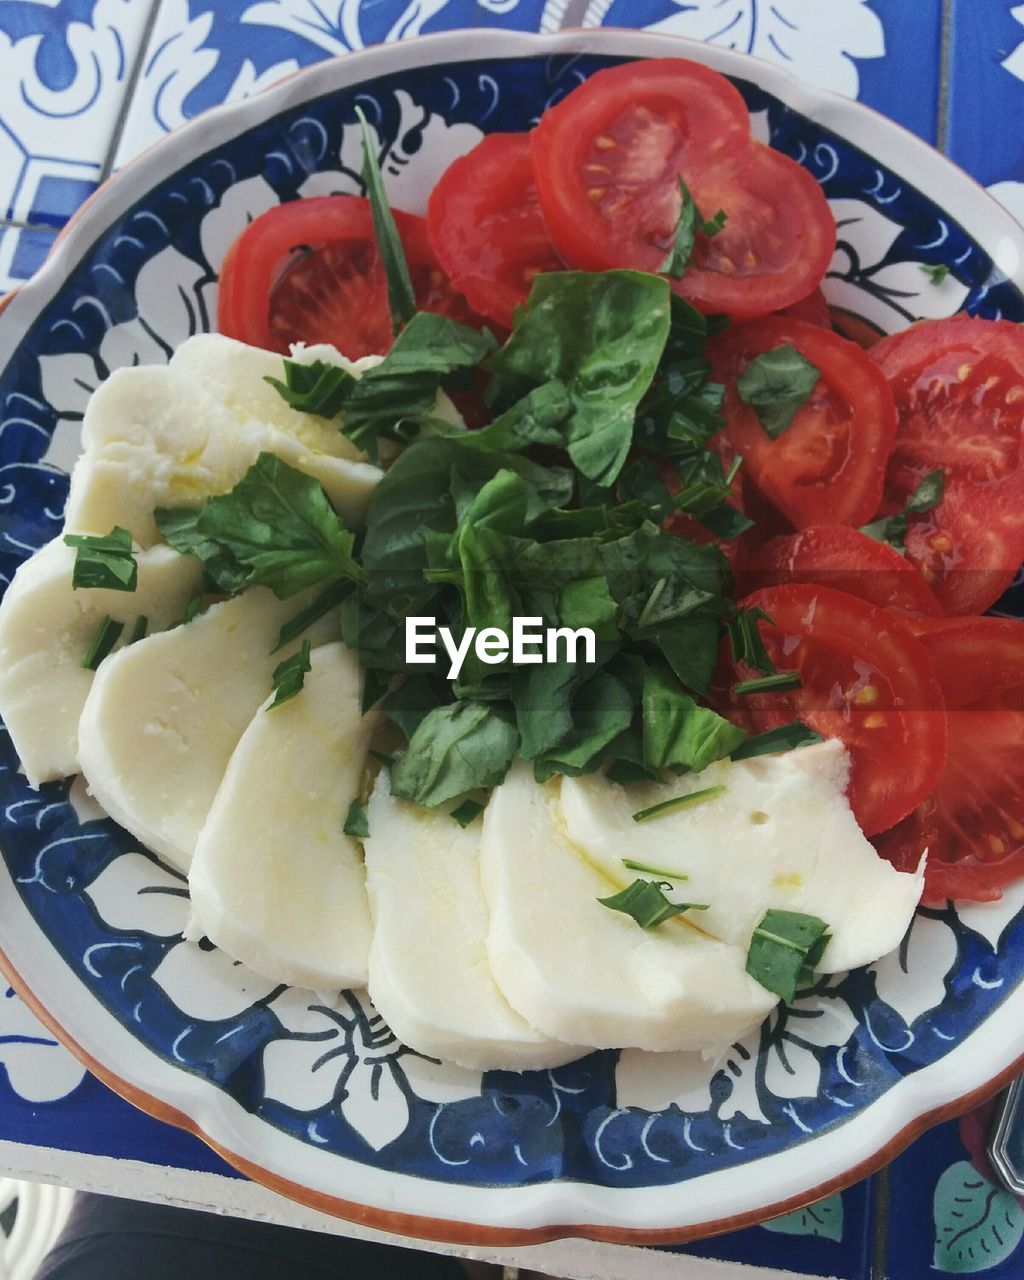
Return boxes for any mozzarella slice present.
[77,586,338,873]
[363,773,583,1071]
[559,740,924,974]
[0,538,202,788]
[479,764,777,1053]
[189,642,373,990]
[64,363,381,546]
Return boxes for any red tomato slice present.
[217,196,483,359]
[710,317,898,529]
[871,315,1024,615]
[427,132,564,331]
[721,585,948,836]
[742,527,943,616]
[779,287,831,328]
[874,618,1024,901]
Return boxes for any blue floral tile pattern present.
[0,0,154,227]
[0,225,56,293]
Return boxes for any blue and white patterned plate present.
[1,29,1024,1246]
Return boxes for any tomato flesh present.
[779,287,831,329]
[427,132,564,331]
[874,619,1024,901]
[720,585,947,836]
[217,196,483,359]
[871,315,1024,614]
[710,317,898,529]
[743,526,943,616]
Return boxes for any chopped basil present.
[179,595,205,627]
[659,177,727,280]
[65,527,137,592]
[343,799,370,839]
[921,264,951,285]
[450,798,485,828]
[273,580,352,653]
[82,615,124,670]
[736,344,820,440]
[632,784,726,824]
[264,359,356,418]
[269,639,311,709]
[390,701,519,808]
[732,671,802,697]
[354,105,416,332]
[859,469,945,554]
[598,878,708,928]
[642,665,746,773]
[746,908,830,1001]
[128,615,149,645]
[731,723,824,760]
[621,858,689,880]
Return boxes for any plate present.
[1,28,1024,1248]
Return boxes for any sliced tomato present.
[871,315,1024,614]
[779,287,831,329]
[217,196,484,359]
[530,59,834,317]
[874,618,1024,901]
[427,132,564,331]
[710,317,898,529]
[720,584,948,836]
[742,527,943,616]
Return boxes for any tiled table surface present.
[1,2,1024,1277]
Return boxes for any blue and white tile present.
[0,224,57,294]
[0,0,155,227]
[948,2,1024,224]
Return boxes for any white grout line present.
[99,0,165,184]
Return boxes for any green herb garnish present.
[746,908,830,1001]
[82,615,124,670]
[727,607,776,675]
[65,527,137,592]
[731,723,824,760]
[264,358,356,418]
[859,468,945,554]
[598,878,709,928]
[660,177,727,279]
[450,798,485,828]
[732,671,802,697]
[269,639,312,709]
[128,615,149,645]
[343,799,370,839]
[621,858,689,879]
[355,105,416,332]
[274,580,352,653]
[736,344,820,439]
[921,264,951,285]
[632,784,726,824]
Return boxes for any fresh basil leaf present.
[382,675,446,739]
[642,664,746,772]
[604,725,657,784]
[269,638,311,709]
[673,452,742,520]
[632,784,726,824]
[653,616,722,696]
[265,358,356,418]
[361,666,390,714]
[621,858,688,880]
[390,701,519,808]
[600,522,728,632]
[511,662,589,760]
[65,527,138,592]
[344,799,370,839]
[533,671,634,782]
[921,263,951,285]
[659,176,727,279]
[452,381,573,454]
[617,457,674,521]
[598,878,708,928]
[355,105,416,332]
[727,607,776,674]
[159,454,364,599]
[450,798,485,828]
[859,469,945,553]
[736,344,820,440]
[731,723,824,759]
[82,615,124,669]
[488,271,672,485]
[128,615,149,645]
[746,908,830,1002]
[515,538,620,640]
[698,502,755,541]
[273,580,352,653]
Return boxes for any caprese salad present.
[1,57,1021,1073]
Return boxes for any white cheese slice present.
[189,642,373,990]
[559,740,924,974]
[0,538,203,788]
[479,763,777,1053]
[363,772,583,1071]
[77,586,338,873]
[64,363,381,546]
